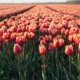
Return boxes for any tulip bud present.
[73,34,79,44]
[16,36,26,45]
[53,39,59,48]
[65,45,73,56]
[59,39,65,47]
[13,44,22,54]
[11,33,16,40]
[48,43,55,50]
[24,32,29,38]
[40,40,46,46]
[41,28,48,34]
[68,35,73,43]
[0,30,3,36]
[39,36,44,41]
[28,32,35,40]
[61,28,65,35]
[3,32,10,40]
[65,29,69,36]
[44,35,52,42]
[38,45,47,55]
[11,26,17,32]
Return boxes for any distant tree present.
[66,0,80,4]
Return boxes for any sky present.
[0,0,67,3]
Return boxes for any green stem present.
[3,44,5,53]
[41,55,47,80]
[7,43,10,55]
[69,55,71,80]
[56,48,59,80]
[18,53,22,80]
[24,71,26,80]
[51,51,54,71]
[51,51,54,80]
[78,52,80,72]
[23,44,26,80]
[30,40,34,68]
[42,69,47,80]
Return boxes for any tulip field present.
[0,4,80,80]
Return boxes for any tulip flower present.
[28,32,35,40]
[11,33,16,40]
[48,43,55,50]
[38,44,47,55]
[16,36,26,45]
[44,35,52,42]
[13,43,22,54]
[59,39,65,47]
[65,44,74,56]
[40,40,46,46]
[53,39,59,48]
[3,32,10,40]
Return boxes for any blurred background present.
[0,0,80,4]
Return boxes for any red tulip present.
[24,32,29,38]
[1,25,7,32]
[17,27,22,32]
[13,44,22,54]
[48,28,53,35]
[40,40,46,46]
[48,43,55,50]
[0,30,3,36]
[28,26,36,33]
[56,24,62,30]
[56,35,62,39]
[21,26,26,32]
[53,29,58,36]
[28,32,35,40]
[69,28,75,35]
[0,21,4,27]
[11,33,16,40]
[41,23,48,28]
[39,36,44,41]
[44,35,52,42]
[68,35,73,43]
[7,29,12,34]
[61,28,65,35]
[59,39,65,47]
[65,45,73,56]
[11,26,17,32]
[49,22,56,29]
[16,36,26,45]
[73,34,79,44]
[48,28,58,36]
[53,39,59,48]
[3,32,10,40]
[41,28,48,34]
[25,21,30,25]
[38,45,47,55]
[65,29,69,36]
[61,20,68,28]
[16,32,24,37]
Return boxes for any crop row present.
[0,4,25,10]
[46,4,80,18]
[0,4,35,20]
[0,5,80,80]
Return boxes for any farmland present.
[0,4,80,80]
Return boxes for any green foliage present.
[66,0,80,4]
